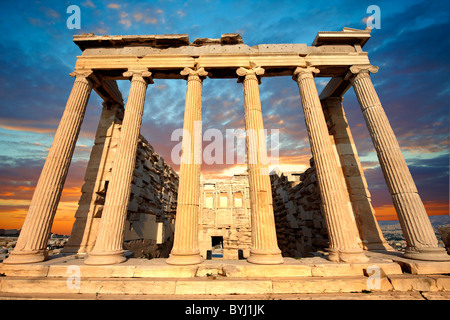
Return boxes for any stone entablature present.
[72,29,372,82]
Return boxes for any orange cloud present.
[423,201,449,216]
[0,190,80,235]
[0,156,87,235]
[0,118,58,134]
[120,19,132,28]
[0,207,28,230]
[0,192,13,197]
[374,201,449,221]
[134,13,143,22]
[374,205,397,221]
[45,8,61,19]
[0,124,55,134]
[107,3,120,9]
[144,17,158,25]
[82,1,96,8]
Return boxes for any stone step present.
[1,274,448,296]
[5,291,449,300]
[0,275,383,295]
[0,256,404,278]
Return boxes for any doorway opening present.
[211,236,223,258]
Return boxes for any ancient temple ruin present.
[4,27,449,267]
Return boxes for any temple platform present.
[0,252,448,299]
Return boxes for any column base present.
[166,252,203,265]
[327,248,369,263]
[403,246,450,261]
[2,250,48,264]
[84,250,127,265]
[247,249,284,265]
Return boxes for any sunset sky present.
[0,0,448,235]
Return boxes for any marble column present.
[321,97,392,251]
[85,70,152,265]
[62,102,123,255]
[348,64,449,261]
[4,71,94,264]
[293,66,368,263]
[166,67,207,265]
[237,66,283,265]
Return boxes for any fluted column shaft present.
[85,70,152,265]
[322,97,392,251]
[166,68,207,265]
[293,67,368,263]
[4,71,93,264]
[349,65,449,261]
[237,66,283,265]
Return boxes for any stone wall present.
[196,164,329,260]
[122,134,178,258]
[65,103,178,258]
[270,159,329,258]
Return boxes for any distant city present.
[0,230,69,262]
[378,215,450,252]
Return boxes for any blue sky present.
[0,0,448,233]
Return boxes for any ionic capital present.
[123,69,153,84]
[292,66,320,82]
[346,64,379,82]
[236,65,265,84]
[181,67,208,82]
[69,70,95,86]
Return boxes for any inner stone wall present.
[196,163,330,260]
[198,174,252,259]
[270,160,329,258]
[123,134,178,258]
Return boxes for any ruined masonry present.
[4,28,449,268]
[271,164,329,258]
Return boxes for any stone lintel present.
[73,29,372,79]
[312,27,372,48]
[319,76,352,100]
[93,79,124,106]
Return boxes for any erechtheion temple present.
[3,27,449,275]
